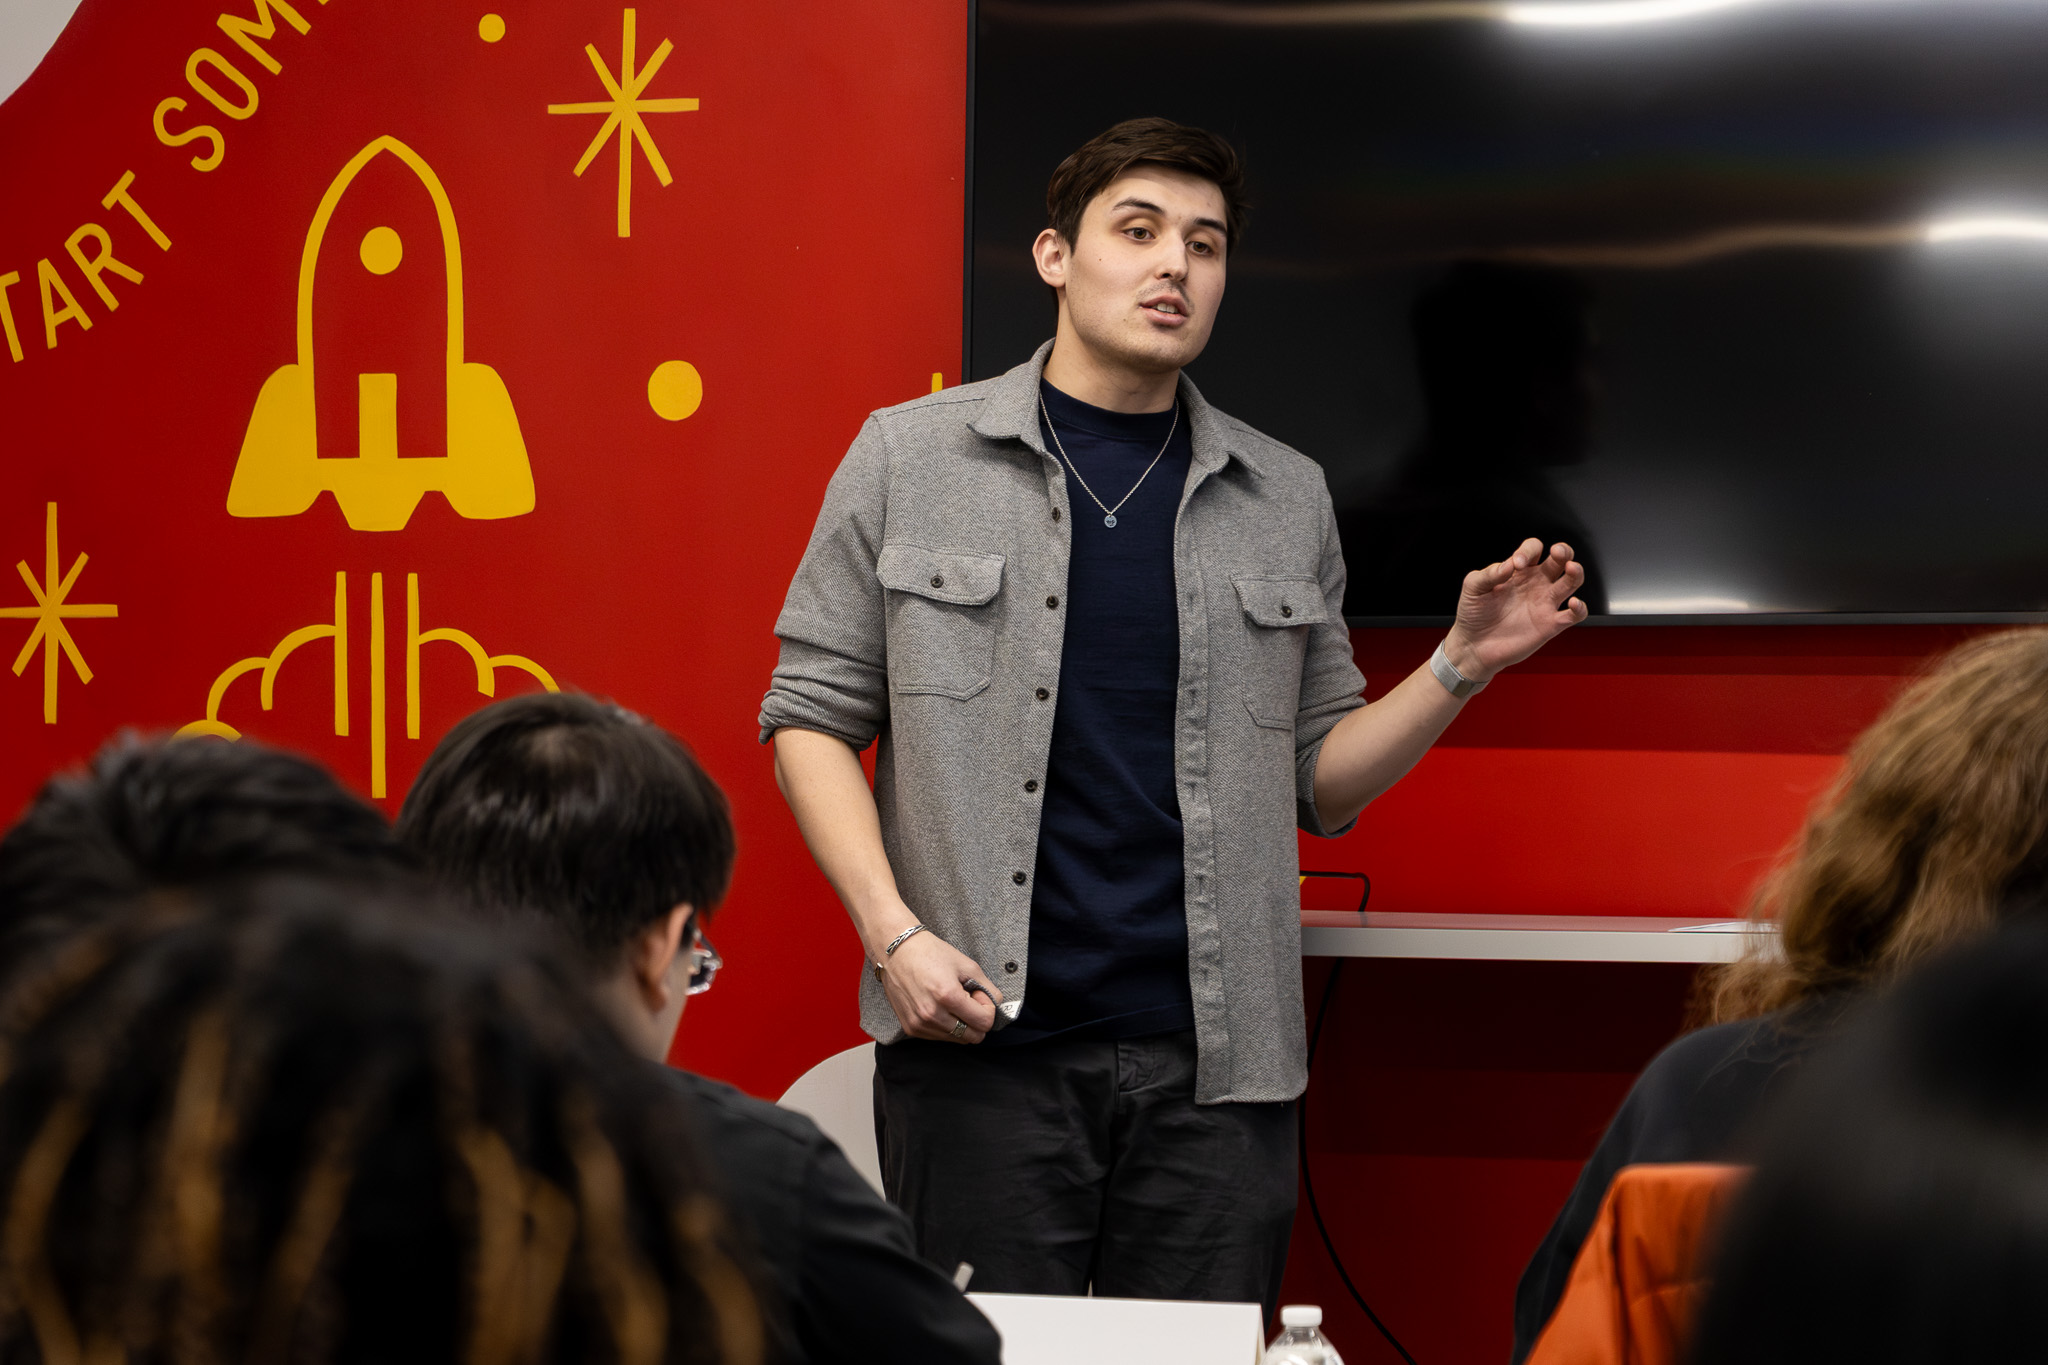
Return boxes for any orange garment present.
[1524,1163,1748,1365]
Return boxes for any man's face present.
[1038,166,1229,377]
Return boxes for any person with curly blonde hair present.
[1512,627,2048,1363]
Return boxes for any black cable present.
[1302,957,1421,1365]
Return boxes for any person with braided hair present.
[0,876,763,1365]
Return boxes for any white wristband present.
[1430,642,1486,700]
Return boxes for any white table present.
[1300,911,1772,964]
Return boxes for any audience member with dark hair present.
[0,733,410,965]
[1513,627,2048,1361]
[0,877,761,1365]
[1693,919,2048,1362]
[398,692,1001,1365]
[397,692,734,1059]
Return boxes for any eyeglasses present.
[685,927,722,996]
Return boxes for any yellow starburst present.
[0,503,118,725]
[547,8,699,238]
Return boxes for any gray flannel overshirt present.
[759,342,1367,1103]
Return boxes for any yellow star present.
[0,502,118,725]
[547,8,699,238]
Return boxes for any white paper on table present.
[967,1291,1265,1365]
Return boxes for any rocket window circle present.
[479,13,507,42]
[359,226,403,275]
[648,361,704,421]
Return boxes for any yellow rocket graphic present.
[227,136,534,532]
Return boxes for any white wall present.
[1,0,87,107]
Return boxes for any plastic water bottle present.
[1264,1305,1344,1365]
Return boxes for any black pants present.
[873,1030,1297,1317]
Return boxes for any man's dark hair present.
[0,877,761,1365]
[1692,917,2048,1364]
[0,734,408,958]
[1045,117,1248,254]
[397,693,736,966]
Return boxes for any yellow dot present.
[359,225,402,275]
[478,13,506,41]
[648,360,703,421]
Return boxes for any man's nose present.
[1157,237,1190,279]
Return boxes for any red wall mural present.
[0,0,963,1095]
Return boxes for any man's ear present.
[1032,228,1070,290]
[627,903,694,1012]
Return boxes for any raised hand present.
[1444,538,1588,681]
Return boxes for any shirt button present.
[931,574,945,589]
[1046,595,1060,609]
[1051,508,1062,522]
[1035,687,1050,700]
[1004,961,1019,973]
[1024,779,1038,793]
[1280,604,1293,618]
[1012,870,1027,885]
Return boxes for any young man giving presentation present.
[760,118,1586,1307]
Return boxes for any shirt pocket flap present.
[1233,576,1327,628]
[877,544,1006,606]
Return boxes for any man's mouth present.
[1142,296,1189,322]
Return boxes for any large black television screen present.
[969,0,2048,621]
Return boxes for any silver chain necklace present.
[1039,394,1179,529]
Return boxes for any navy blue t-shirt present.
[996,379,1195,1045]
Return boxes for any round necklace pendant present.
[1103,513,1118,528]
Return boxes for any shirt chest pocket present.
[877,543,1006,701]
[1234,576,1325,730]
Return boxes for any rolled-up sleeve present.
[1293,487,1367,837]
[759,418,893,749]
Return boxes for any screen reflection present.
[972,0,2048,618]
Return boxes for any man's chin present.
[1107,326,1208,376]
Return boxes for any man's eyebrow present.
[1108,198,1230,238]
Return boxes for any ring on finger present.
[949,1018,967,1040]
